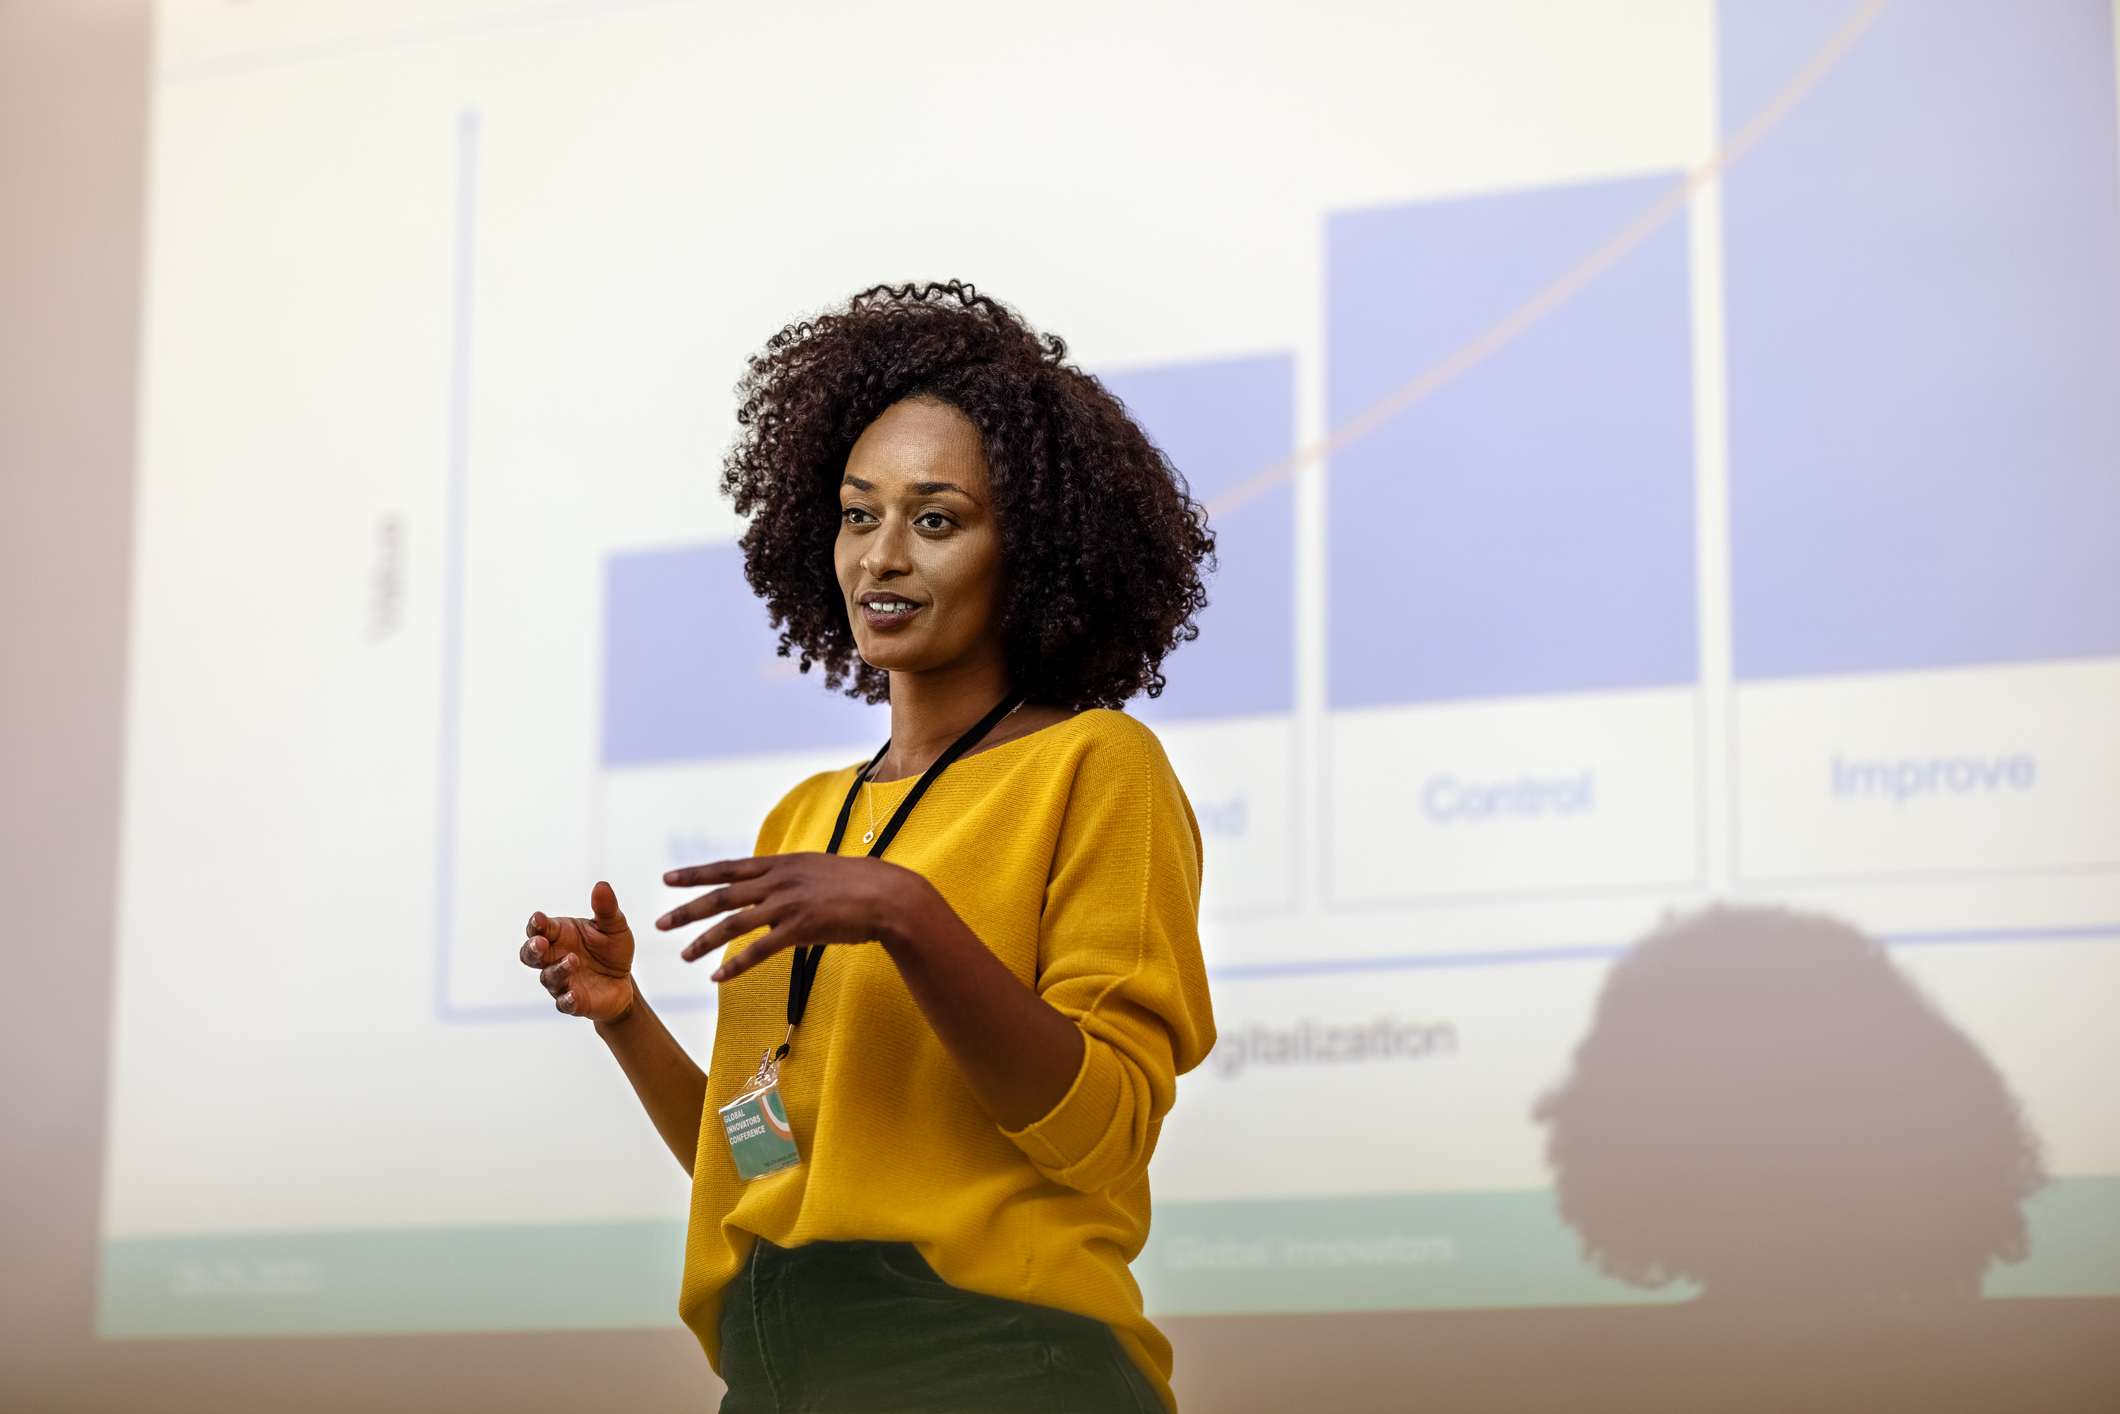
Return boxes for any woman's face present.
[835,397,1007,681]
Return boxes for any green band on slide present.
[97,1220,687,1338]
[1135,1189,1694,1315]
[98,1177,2120,1338]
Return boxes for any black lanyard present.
[777,690,1028,1059]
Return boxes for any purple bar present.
[1720,0,2120,678]
[1327,175,1699,707]
[602,543,884,767]
[1102,354,1297,722]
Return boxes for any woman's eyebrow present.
[838,475,971,497]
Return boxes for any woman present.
[521,282,1217,1412]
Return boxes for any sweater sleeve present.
[1000,717,1215,1193]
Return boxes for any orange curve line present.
[1201,0,1896,522]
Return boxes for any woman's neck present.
[874,658,1017,783]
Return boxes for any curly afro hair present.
[720,281,1215,710]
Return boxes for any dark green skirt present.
[717,1238,1164,1414]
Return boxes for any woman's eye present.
[916,513,949,530]
[842,507,874,525]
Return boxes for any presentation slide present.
[101,0,2120,1338]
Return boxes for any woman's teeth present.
[867,600,916,614]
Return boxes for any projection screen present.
[99,0,2119,1349]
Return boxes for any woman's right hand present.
[522,880,637,1023]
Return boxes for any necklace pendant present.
[861,829,875,844]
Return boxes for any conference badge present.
[719,1050,802,1182]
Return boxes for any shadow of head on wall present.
[1537,906,2044,1310]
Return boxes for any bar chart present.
[101,0,2120,1341]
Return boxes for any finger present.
[656,878,772,932]
[555,987,578,1016]
[539,956,572,995]
[525,910,574,964]
[663,856,774,889]
[589,881,626,931]
[711,925,799,982]
[682,905,787,966]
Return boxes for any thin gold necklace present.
[861,769,908,845]
[860,699,1025,846]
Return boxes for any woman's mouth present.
[858,596,923,630]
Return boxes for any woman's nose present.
[863,519,915,576]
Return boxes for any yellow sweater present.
[678,709,1214,1411]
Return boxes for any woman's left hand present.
[657,853,931,982]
